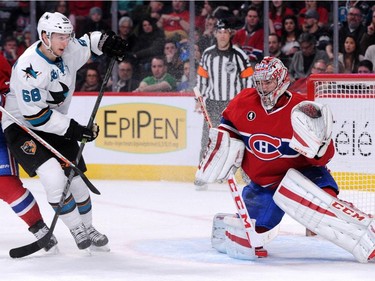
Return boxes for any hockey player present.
[0,54,58,252]
[1,12,127,251]
[196,57,375,263]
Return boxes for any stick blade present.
[9,241,42,258]
[9,231,52,258]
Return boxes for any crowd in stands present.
[1,0,375,94]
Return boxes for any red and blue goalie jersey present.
[218,88,335,189]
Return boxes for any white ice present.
[0,179,374,281]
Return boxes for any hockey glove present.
[98,31,127,61]
[64,119,99,142]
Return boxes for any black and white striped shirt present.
[196,44,253,101]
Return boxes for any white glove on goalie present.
[289,101,333,159]
[195,128,245,183]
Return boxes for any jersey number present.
[23,89,41,102]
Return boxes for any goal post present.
[307,73,375,215]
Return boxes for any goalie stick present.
[193,87,270,255]
[9,57,116,258]
[0,105,99,195]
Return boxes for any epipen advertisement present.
[68,93,203,180]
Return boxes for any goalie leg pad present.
[274,168,375,263]
[195,128,244,183]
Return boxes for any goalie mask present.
[37,12,74,56]
[253,57,290,110]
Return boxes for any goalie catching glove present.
[289,101,333,159]
[195,128,245,184]
[64,119,99,142]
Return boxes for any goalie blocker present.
[274,168,375,263]
[195,128,245,184]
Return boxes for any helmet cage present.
[253,57,290,110]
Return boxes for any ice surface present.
[0,179,374,281]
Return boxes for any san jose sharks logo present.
[22,64,41,79]
[47,82,69,104]
[21,140,37,155]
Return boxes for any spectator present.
[298,0,329,28]
[133,56,177,92]
[130,0,166,28]
[164,40,184,81]
[280,15,301,60]
[338,34,364,73]
[110,60,140,92]
[197,15,217,52]
[54,1,70,17]
[118,16,138,53]
[77,7,109,38]
[0,37,21,66]
[288,32,329,82]
[177,60,197,92]
[68,1,104,27]
[157,0,191,40]
[117,0,144,17]
[268,33,290,68]
[200,0,217,19]
[269,0,294,37]
[147,0,165,21]
[326,6,366,60]
[232,5,264,65]
[288,59,328,95]
[4,1,30,40]
[357,59,373,73]
[301,9,331,51]
[16,25,32,55]
[79,67,102,92]
[133,17,165,79]
[311,59,328,74]
[360,10,375,55]
[325,60,345,73]
[195,19,253,190]
[364,44,375,71]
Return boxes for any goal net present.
[307,74,375,215]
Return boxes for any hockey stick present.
[9,58,116,258]
[193,87,278,254]
[0,106,99,195]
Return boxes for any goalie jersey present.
[219,88,335,188]
[2,35,93,135]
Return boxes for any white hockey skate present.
[87,225,110,252]
[70,223,91,250]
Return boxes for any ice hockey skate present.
[70,223,91,250]
[29,220,58,253]
[87,225,110,252]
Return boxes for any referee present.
[195,19,254,190]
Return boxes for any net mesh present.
[309,75,375,215]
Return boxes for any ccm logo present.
[331,202,366,221]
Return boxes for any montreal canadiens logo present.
[248,134,282,160]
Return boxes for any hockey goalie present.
[195,57,375,263]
